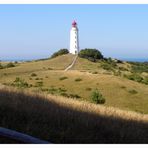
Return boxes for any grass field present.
[0,54,148,114]
[1,87,148,143]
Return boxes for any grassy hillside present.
[0,54,148,113]
[1,87,148,143]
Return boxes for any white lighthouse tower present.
[70,20,79,54]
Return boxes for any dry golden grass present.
[0,54,148,113]
[1,87,148,143]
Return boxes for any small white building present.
[70,21,79,54]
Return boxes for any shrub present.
[142,77,148,85]
[51,49,69,58]
[101,63,113,71]
[86,87,92,91]
[0,63,3,69]
[114,70,121,76]
[75,78,82,82]
[125,74,143,83]
[31,73,37,77]
[60,92,69,98]
[58,87,67,92]
[5,62,15,68]
[35,81,43,87]
[118,67,128,71]
[90,89,105,104]
[120,86,126,89]
[128,89,138,94]
[12,77,29,88]
[48,67,53,70]
[92,71,98,74]
[69,94,81,99]
[131,62,148,73]
[78,48,103,62]
[59,76,68,80]
[60,93,81,99]
[48,87,58,94]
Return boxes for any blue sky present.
[0,4,148,60]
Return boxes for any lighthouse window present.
[75,36,76,39]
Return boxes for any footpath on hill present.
[64,55,78,71]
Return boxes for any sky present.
[0,4,148,61]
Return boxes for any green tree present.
[78,48,103,62]
[51,49,69,58]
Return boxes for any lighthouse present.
[70,20,79,54]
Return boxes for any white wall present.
[70,27,79,54]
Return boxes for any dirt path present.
[64,55,78,71]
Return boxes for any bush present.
[78,48,103,62]
[5,62,15,68]
[128,89,138,94]
[60,92,69,98]
[142,77,148,85]
[125,74,143,83]
[101,63,113,71]
[59,76,68,80]
[69,94,81,99]
[92,71,98,74]
[48,67,53,70]
[35,81,43,87]
[90,89,105,104]
[118,67,128,71]
[131,62,148,73]
[75,78,82,82]
[58,87,67,92]
[31,73,37,77]
[86,87,92,91]
[0,63,3,69]
[51,49,69,58]
[12,77,29,88]
[60,92,81,99]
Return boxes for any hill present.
[0,54,148,114]
[1,87,148,143]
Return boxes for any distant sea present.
[0,58,41,62]
[1,58,148,62]
[118,58,148,62]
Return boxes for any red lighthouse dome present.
[72,20,77,27]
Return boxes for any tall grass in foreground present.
[1,87,148,143]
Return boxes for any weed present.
[75,78,82,82]
[128,89,138,94]
[31,73,37,77]
[59,76,68,81]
